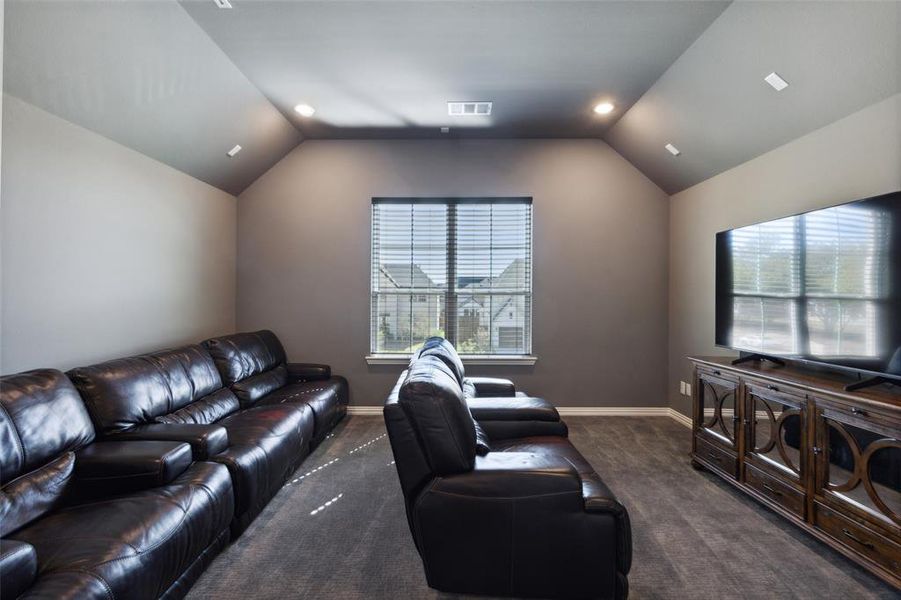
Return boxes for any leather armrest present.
[0,540,37,599]
[74,441,192,496]
[286,362,331,382]
[582,473,633,574]
[465,376,515,397]
[466,397,560,422]
[430,452,581,498]
[106,424,228,460]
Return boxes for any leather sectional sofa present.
[385,337,632,599]
[0,369,234,599]
[0,330,347,599]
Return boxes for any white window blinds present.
[371,198,532,355]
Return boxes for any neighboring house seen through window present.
[370,198,532,356]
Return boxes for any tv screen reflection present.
[715,192,901,379]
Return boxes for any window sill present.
[365,354,537,366]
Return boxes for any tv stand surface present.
[689,356,900,589]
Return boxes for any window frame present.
[366,197,536,365]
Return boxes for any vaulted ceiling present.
[3,1,898,196]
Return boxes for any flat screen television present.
[715,190,901,386]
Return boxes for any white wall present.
[237,139,670,407]
[0,95,237,373]
[668,94,901,416]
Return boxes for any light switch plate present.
[680,381,687,395]
[686,383,692,396]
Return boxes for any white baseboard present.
[557,406,692,428]
[347,406,383,416]
[348,404,693,427]
[556,406,670,417]
[667,408,693,428]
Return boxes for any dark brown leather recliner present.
[0,369,234,599]
[68,343,315,536]
[407,336,569,439]
[384,355,632,599]
[202,330,349,446]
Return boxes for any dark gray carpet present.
[185,416,897,599]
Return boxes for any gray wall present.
[237,139,669,407]
[668,93,901,416]
[0,95,237,373]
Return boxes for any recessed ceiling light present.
[440,127,450,134]
[665,143,681,156]
[764,72,789,91]
[294,103,316,117]
[448,101,492,116]
[593,102,615,115]
[213,0,232,8]
[227,144,242,157]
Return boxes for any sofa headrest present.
[415,336,465,386]
[202,330,287,385]
[398,355,476,475]
[68,344,230,435]
[0,369,94,486]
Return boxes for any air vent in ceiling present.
[213,0,233,8]
[448,101,492,116]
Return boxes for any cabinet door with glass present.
[694,367,741,452]
[744,381,807,484]
[813,398,901,532]
[742,380,808,518]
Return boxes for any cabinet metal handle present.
[850,407,868,417]
[762,483,783,497]
[842,528,875,550]
[767,384,779,391]
[812,446,822,455]
[713,370,721,376]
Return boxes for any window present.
[370,198,532,356]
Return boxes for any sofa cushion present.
[0,540,37,600]
[399,356,477,475]
[155,388,241,426]
[210,404,314,527]
[0,453,76,538]
[231,364,288,406]
[202,330,287,386]
[417,336,466,386]
[9,461,233,600]
[68,345,234,435]
[256,376,349,443]
[0,370,95,484]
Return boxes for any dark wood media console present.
[689,356,900,589]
